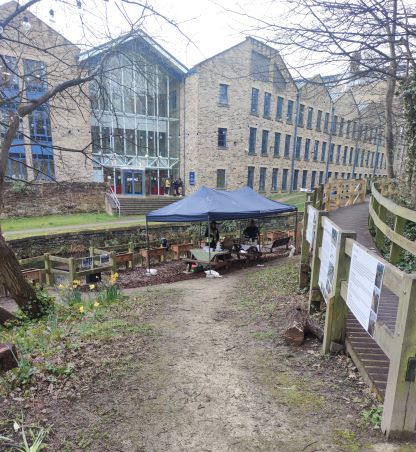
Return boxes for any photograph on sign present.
[100,254,110,265]
[305,205,317,245]
[318,220,339,303]
[82,257,93,269]
[346,244,385,337]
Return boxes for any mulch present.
[118,249,289,289]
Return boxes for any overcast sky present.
[1,0,284,69]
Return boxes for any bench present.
[261,236,291,253]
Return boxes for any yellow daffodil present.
[58,284,65,290]
[79,305,84,314]
[94,302,100,308]
[72,279,81,288]
[89,284,95,290]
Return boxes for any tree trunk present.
[0,232,43,319]
[283,306,324,346]
[385,75,396,179]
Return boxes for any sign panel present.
[318,219,340,303]
[346,244,385,337]
[81,257,93,269]
[306,205,318,245]
[189,171,196,186]
[100,254,110,265]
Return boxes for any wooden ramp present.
[328,200,399,399]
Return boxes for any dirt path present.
[17,259,403,451]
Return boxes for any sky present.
[0,0,285,69]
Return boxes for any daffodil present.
[89,284,95,290]
[94,301,100,308]
[58,284,65,290]
[79,305,84,314]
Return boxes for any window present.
[336,144,341,164]
[360,149,365,167]
[263,92,271,118]
[295,136,302,159]
[366,151,370,167]
[292,169,299,190]
[341,172,345,179]
[316,110,322,131]
[321,142,327,162]
[313,140,319,161]
[307,107,313,129]
[328,171,332,180]
[8,152,27,180]
[324,112,330,132]
[304,138,311,160]
[251,51,270,82]
[339,117,344,136]
[218,128,227,148]
[276,96,284,120]
[347,173,351,179]
[32,152,55,180]
[216,169,226,189]
[0,55,18,90]
[251,88,259,114]
[331,115,338,134]
[282,168,288,191]
[371,152,375,168]
[273,64,287,89]
[29,106,52,141]
[273,132,281,156]
[249,127,257,154]
[24,59,47,92]
[169,90,177,112]
[284,134,291,157]
[329,143,335,163]
[298,104,305,127]
[380,154,384,168]
[343,146,348,165]
[334,172,338,179]
[319,171,324,185]
[352,121,357,139]
[219,84,228,105]
[301,170,308,189]
[311,170,316,189]
[271,168,278,191]
[259,167,267,191]
[287,100,294,123]
[247,166,255,188]
[261,130,269,155]
[346,120,351,138]
[349,147,354,164]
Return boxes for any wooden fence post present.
[299,201,312,289]
[308,211,328,313]
[44,253,53,286]
[389,215,406,265]
[325,181,331,211]
[89,246,94,257]
[382,275,416,437]
[375,204,387,250]
[68,257,76,285]
[128,242,135,269]
[110,251,117,273]
[322,231,356,354]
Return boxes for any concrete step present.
[111,196,179,216]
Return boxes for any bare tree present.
[0,0,189,321]
[220,0,416,184]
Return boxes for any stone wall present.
[7,213,300,259]
[1,182,106,219]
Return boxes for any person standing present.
[177,177,183,196]
[165,177,171,195]
[172,179,178,196]
[205,221,220,249]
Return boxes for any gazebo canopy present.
[146,186,297,222]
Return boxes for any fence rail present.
[369,182,416,264]
[299,177,416,437]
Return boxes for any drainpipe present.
[182,78,186,196]
[352,142,359,179]
[325,103,335,182]
[290,90,300,192]
[373,135,380,177]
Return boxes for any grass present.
[269,192,307,212]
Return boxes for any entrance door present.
[123,170,144,195]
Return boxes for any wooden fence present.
[369,181,416,264]
[300,177,416,437]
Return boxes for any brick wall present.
[1,182,106,219]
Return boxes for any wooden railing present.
[369,182,416,264]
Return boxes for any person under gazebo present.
[205,221,220,249]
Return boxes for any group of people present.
[164,177,183,196]
[204,219,260,249]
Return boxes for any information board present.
[346,244,385,337]
[189,171,196,186]
[306,205,318,245]
[318,219,340,303]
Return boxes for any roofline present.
[79,29,188,75]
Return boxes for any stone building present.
[182,38,387,195]
[0,1,92,183]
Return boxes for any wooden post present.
[322,231,356,354]
[325,181,331,212]
[360,179,367,203]
[89,246,94,257]
[44,253,53,286]
[128,241,134,269]
[110,251,117,273]
[375,204,387,250]
[299,201,312,289]
[68,257,76,285]
[308,211,328,313]
[389,215,406,265]
[382,275,416,437]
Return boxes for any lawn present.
[270,191,307,212]
[1,213,145,237]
